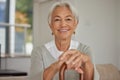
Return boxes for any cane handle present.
[59,62,83,80]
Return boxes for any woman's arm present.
[80,55,94,80]
[43,60,64,80]
[43,63,57,80]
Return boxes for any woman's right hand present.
[43,60,65,80]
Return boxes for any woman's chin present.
[58,36,71,40]
[55,34,72,40]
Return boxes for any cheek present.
[71,24,77,31]
[50,23,57,30]
[72,24,77,31]
[50,25,58,33]
[52,23,60,30]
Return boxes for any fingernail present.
[60,57,63,60]
[72,62,75,65]
[75,68,78,70]
[66,61,69,64]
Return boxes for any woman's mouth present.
[58,29,70,32]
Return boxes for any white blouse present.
[45,40,79,59]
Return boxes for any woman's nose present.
[60,20,66,27]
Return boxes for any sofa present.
[0,64,120,80]
[96,64,120,80]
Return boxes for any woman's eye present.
[66,18,72,21]
[54,19,61,21]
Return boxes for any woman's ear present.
[49,23,52,29]
[49,23,54,32]
[49,23,54,35]
[74,19,79,29]
[76,19,79,25]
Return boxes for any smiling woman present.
[30,1,99,80]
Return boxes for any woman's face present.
[50,6,78,40]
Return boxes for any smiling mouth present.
[58,29,70,32]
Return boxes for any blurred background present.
[0,0,33,55]
[0,0,120,78]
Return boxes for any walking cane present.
[59,62,83,80]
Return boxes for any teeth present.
[59,29,69,32]
[60,30,68,32]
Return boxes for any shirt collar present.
[45,40,79,59]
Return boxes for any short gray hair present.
[48,1,79,24]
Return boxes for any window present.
[0,0,33,56]
[15,0,33,55]
[0,0,7,54]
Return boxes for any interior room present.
[0,0,120,80]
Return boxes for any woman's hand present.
[59,49,94,80]
[59,49,89,70]
[43,59,65,80]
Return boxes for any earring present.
[73,31,75,34]
[72,31,76,40]
[51,32,54,35]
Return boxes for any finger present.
[60,53,72,63]
[59,49,77,60]
[74,58,82,69]
[66,53,82,69]
[53,60,67,71]
[68,52,83,69]
[75,67,84,74]
[66,51,80,64]
[82,54,90,63]
[59,50,75,60]
[74,53,83,65]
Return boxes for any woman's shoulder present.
[72,40,90,49]
[78,42,90,49]
[31,45,48,55]
[77,41,91,54]
[32,45,45,51]
[31,40,54,54]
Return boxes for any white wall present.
[76,0,118,67]
[33,0,119,68]
[116,0,120,69]
[33,0,54,47]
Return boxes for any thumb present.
[75,67,84,74]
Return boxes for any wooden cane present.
[59,62,83,80]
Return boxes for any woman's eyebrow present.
[54,16,60,18]
[66,15,73,18]
[53,15,73,18]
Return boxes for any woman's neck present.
[55,38,71,52]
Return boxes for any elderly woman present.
[30,1,99,80]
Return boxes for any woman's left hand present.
[59,49,93,74]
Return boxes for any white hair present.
[48,1,79,24]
